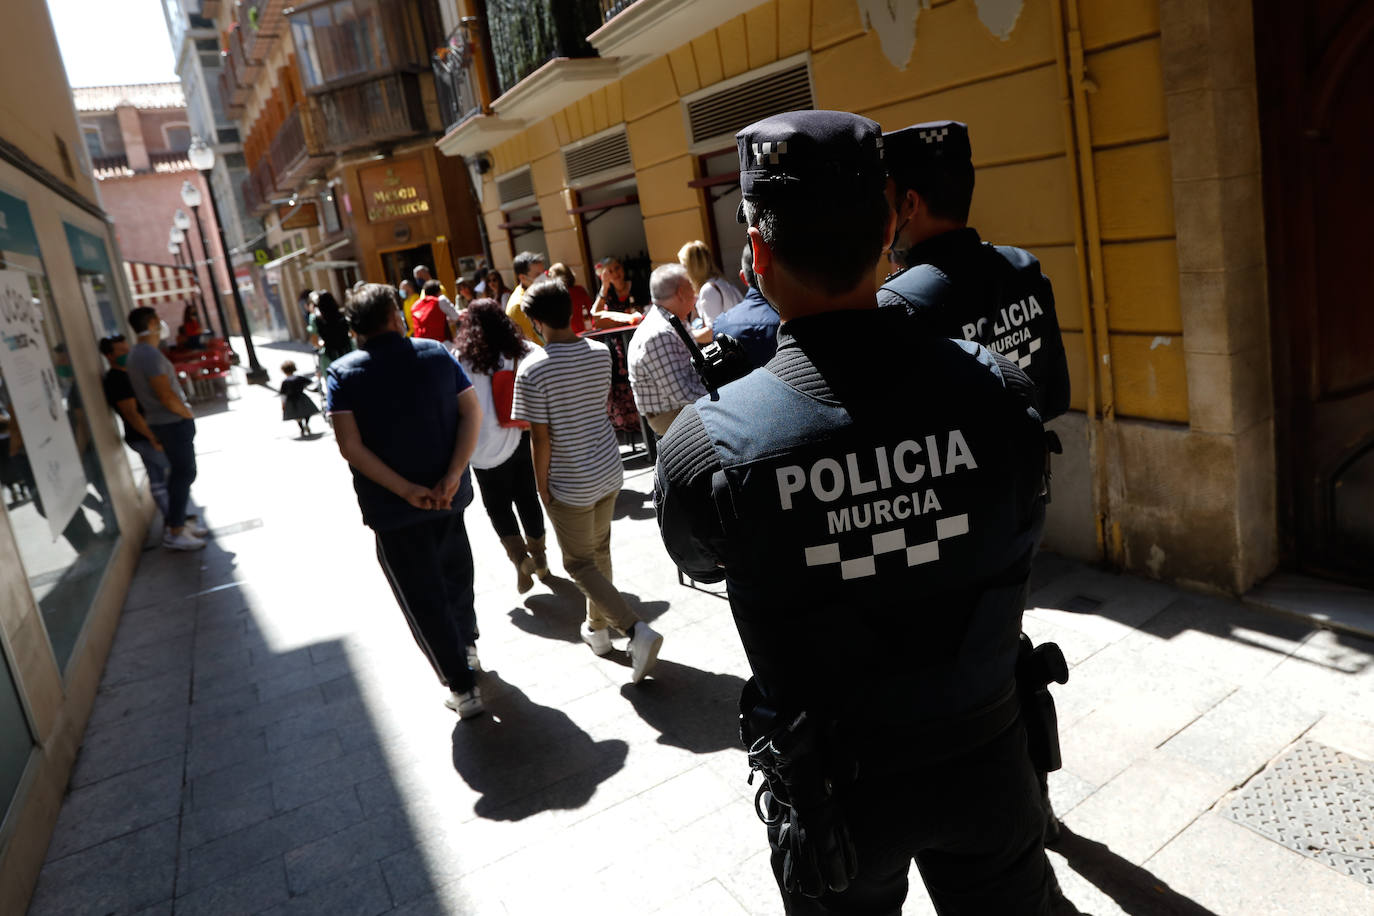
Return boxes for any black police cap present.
[883,120,973,185]
[735,110,885,221]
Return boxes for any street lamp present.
[184,139,268,383]
[170,225,211,330]
[179,179,234,356]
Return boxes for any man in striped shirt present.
[627,264,708,436]
[512,278,663,683]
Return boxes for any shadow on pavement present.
[1052,826,1220,916]
[450,671,628,821]
[618,658,746,754]
[512,580,669,644]
[614,486,656,520]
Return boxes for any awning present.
[123,261,200,308]
[260,246,310,271]
[304,259,358,271]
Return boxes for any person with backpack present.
[309,290,354,378]
[452,298,548,593]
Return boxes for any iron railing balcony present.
[433,24,482,133]
[598,0,637,22]
[485,0,603,98]
[307,72,430,153]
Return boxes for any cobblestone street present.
[26,360,1374,915]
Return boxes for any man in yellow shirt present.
[399,279,420,336]
[506,251,546,344]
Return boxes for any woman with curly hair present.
[452,298,548,592]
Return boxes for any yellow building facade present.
[451,0,1278,593]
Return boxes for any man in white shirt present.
[512,277,663,683]
[627,264,708,436]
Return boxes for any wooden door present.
[1256,0,1374,584]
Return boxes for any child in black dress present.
[279,360,320,437]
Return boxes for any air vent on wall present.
[685,62,813,147]
[496,168,534,205]
[563,130,633,186]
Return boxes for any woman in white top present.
[452,298,547,592]
[678,239,744,342]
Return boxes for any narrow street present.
[25,356,1374,916]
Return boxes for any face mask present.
[114,353,129,368]
[159,320,170,339]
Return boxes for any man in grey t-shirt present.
[126,307,206,550]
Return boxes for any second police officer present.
[880,120,1074,844]
[878,120,1071,422]
[654,110,1067,914]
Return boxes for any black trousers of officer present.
[768,719,1053,916]
[374,511,478,694]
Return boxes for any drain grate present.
[1062,594,1103,614]
[1222,740,1374,886]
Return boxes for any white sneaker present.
[627,622,663,684]
[184,518,209,538]
[580,622,613,656]
[162,530,206,551]
[444,686,485,719]
[465,644,481,672]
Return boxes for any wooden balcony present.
[267,106,330,192]
[237,0,288,65]
[243,157,276,217]
[307,72,430,154]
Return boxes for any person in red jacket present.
[411,280,451,342]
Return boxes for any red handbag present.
[492,358,528,429]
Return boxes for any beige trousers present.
[545,489,639,632]
[646,406,684,437]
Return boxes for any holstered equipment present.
[1016,635,1068,772]
[740,682,858,897]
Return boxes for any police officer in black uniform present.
[654,110,1063,915]
[878,120,1070,421]
[880,120,1073,844]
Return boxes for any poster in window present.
[0,269,86,540]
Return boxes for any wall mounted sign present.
[360,159,432,224]
[0,269,86,540]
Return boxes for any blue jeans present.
[128,439,170,520]
[149,418,196,528]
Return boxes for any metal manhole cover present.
[1222,739,1374,886]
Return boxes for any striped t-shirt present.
[511,338,623,506]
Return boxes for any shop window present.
[693,148,747,280]
[0,190,121,673]
[63,224,121,337]
[573,176,650,304]
[0,650,35,829]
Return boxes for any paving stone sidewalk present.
[24,363,1374,915]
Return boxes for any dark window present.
[223,151,246,168]
[195,37,219,52]
[218,127,242,146]
[165,125,192,152]
[82,127,103,159]
[289,0,432,90]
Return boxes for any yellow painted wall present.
[480,0,1188,424]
